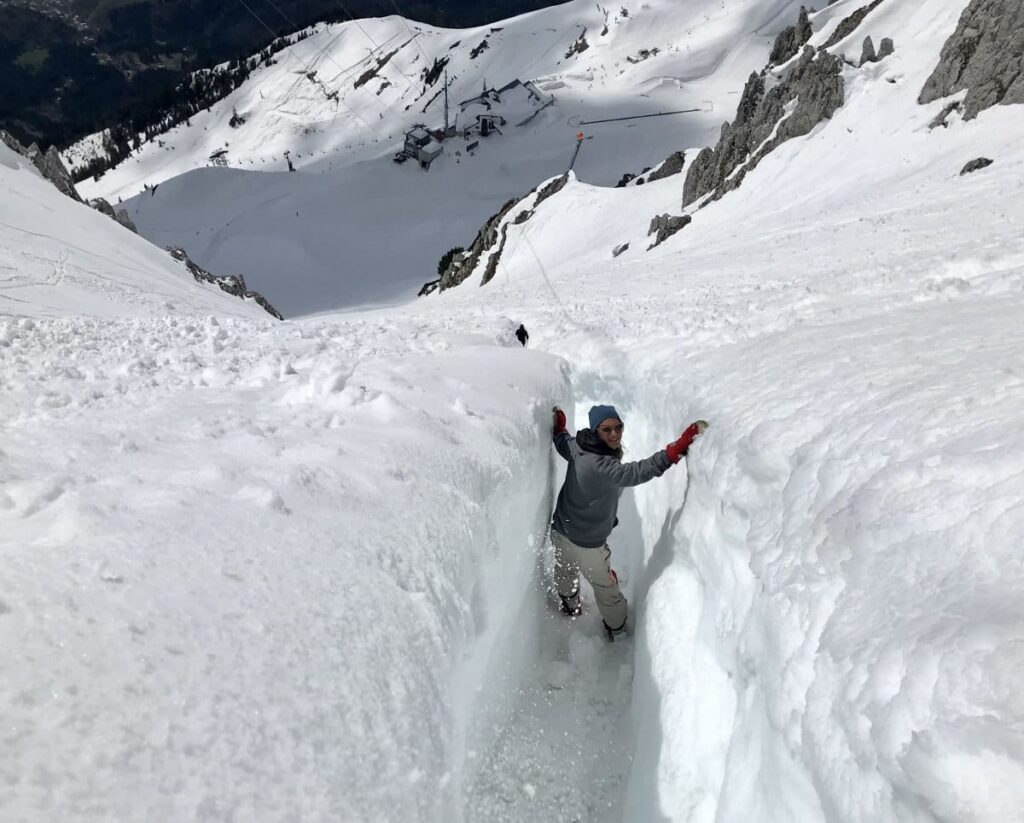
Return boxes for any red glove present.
[666,420,708,464]
[553,406,567,434]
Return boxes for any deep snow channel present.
[460,368,699,823]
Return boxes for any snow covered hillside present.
[67,0,805,316]
[0,142,270,319]
[5,0,1024,821]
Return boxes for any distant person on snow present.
[515,324,529,347]
[550,404,707,640]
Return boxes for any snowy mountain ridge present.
[64,0,807,317]
[4,0,1024,822]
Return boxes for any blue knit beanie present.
[588,404,622,430]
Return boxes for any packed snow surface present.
[5,0,1024,821]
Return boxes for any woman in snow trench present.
[550,404,707,640]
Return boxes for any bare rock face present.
[88,197,139,233]
[436,198,518,291]
[1,130,82,202]
[877,37,895,60]
[929,100,962,128]
[433,174,570,292]
[960,157,994,175]
[822,0,886,49]
[167,247,284,320]
[683,47,844,208]
[612,243,630,258]
[919,0,1024,119]
[860,36,877,65]
[647,150,687,183]
[770,6,813,66]
[648,214,692,248]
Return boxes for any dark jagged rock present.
[616,172,637,188]
[481,225,510,285]
[88,198,139,233]
[565,30,590,59]
[612,243,630,258]
[682,72,767,205]
[960,157,994,175]
[822,0,886,49]
[647,151,687,183]
[2,130,82,202]
[37,147,82,202]
[167,247,283,319]
[860,36,877,65]
[433,174,570,293]
[877,37,895,60]
[535,173,570,205]
[929,101,962,128]
[436,198,517,291]
[919,0,1024,119]
[683,47,844,207]
[770,6,813,65]
[647,214,692,248]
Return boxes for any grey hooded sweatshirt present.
[551,428,673,548]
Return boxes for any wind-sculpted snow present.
[1,312,568,821]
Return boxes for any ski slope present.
[68,0,805,317]
[5,0,1024,821]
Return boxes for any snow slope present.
[5,0,1024,821]
[69,0,804,316]
[0,143,269,320]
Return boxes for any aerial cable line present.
[260,0,408,116]
[233,0,380,135]
[387,0,434,66]
[332,0,423,97]
[570,108,703,126]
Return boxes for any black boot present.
[559,589,582,616]
[603,618,628,641]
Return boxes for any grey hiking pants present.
[551,529,627,631]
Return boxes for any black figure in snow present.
[550,404,707,639]
[515,324,529,347]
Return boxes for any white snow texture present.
[3,0,1024,821]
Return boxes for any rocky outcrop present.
[929,101,962,128]
[647,151,687,183]
[1,130,82,202]
[822,0,886,49]
[430,174,571,293]
[769,6,813,65]
[612,243,630,258]
[88,198,138,233]
[648,214,691,248]
[433,198,518,292]
[167,247,284,320]
[860,36,877,65]
[683,47,844,207]
[960,157,994,175]
[859,36,894,66]
[919,0,1024,119]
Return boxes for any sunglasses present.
[598,423,624,434]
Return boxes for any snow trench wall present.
[614,297,1024,821]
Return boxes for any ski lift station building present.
[400,126,444,169]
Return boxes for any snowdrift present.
[3,0,1024,821]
